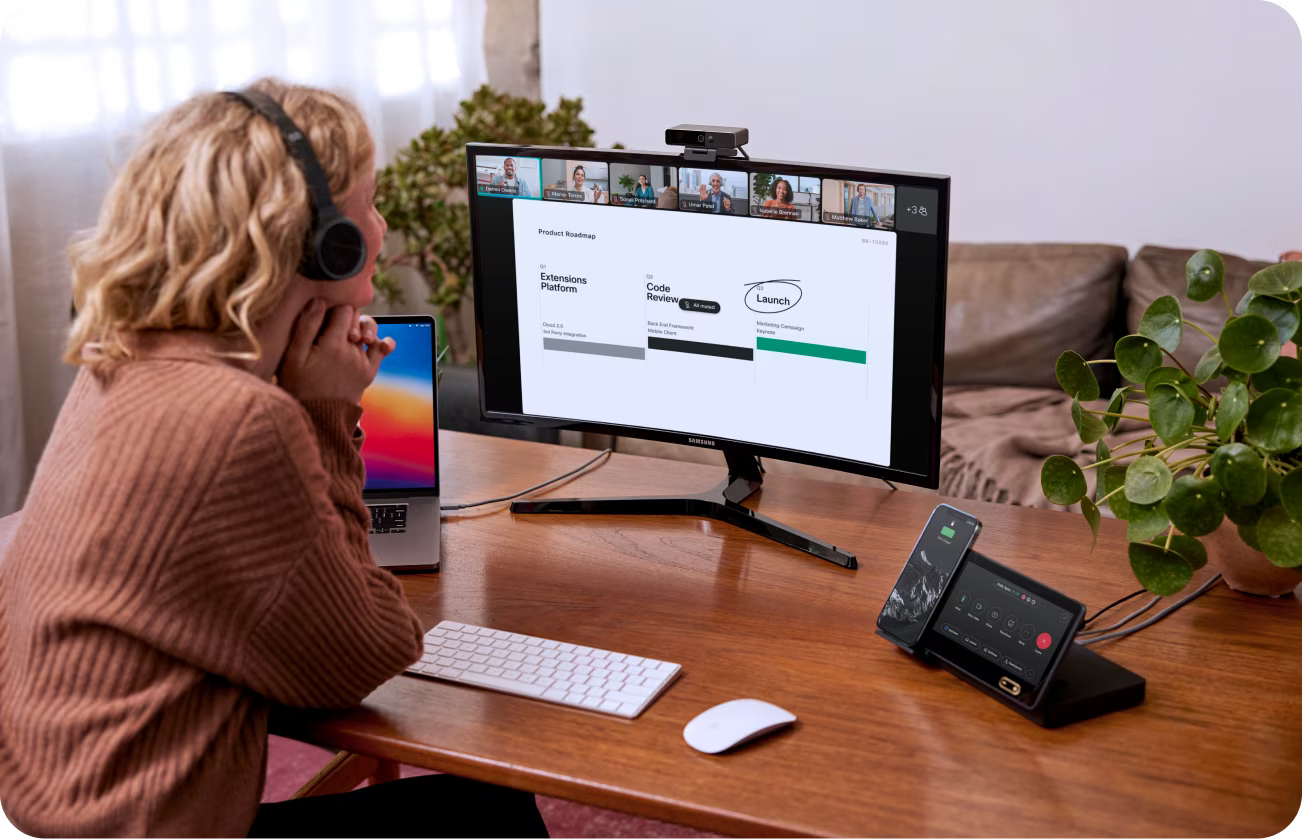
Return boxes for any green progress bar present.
[756,336,867,364]
[940,526,956,539]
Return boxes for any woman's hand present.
[278,300,394,404]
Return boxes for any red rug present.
[264,735,721,838]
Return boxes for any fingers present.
[322,305,355,346]
[286,299,326,371]
[358,315,379,346]
[366,336,395,372]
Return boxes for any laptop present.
[359,314,441,572]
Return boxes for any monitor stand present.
[510,448,857,569]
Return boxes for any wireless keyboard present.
[406,620,682,718]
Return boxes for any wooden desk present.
[271,431,1302,837]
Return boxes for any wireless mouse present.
[682,698,797,754]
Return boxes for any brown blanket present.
[940,385,1103,509]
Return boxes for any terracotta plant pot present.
[1202,522,1302,597]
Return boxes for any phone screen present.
[876,505,981,647]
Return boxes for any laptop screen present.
[360,316,439,495]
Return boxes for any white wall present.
[540,0,1302,261]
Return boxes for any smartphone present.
[876,504,982,648]
[924,551,1085,710]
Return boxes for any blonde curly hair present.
[65,77,375,367]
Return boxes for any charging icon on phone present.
[940,525,956,539]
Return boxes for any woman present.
[633,173,654,205]
[570,164,606,204]
[760,178,797,219]
[0,78,546,838]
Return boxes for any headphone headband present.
[225,87,366,281]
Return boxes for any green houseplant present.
[1040,250,1302,595]
[372,85,611,362]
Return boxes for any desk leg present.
[290,751,403,798]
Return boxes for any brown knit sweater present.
[0,332,426,837]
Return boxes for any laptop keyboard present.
[368,504,407,534]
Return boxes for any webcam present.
[666,124,750,163]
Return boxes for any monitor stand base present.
[509,448,857,569]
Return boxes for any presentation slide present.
[511,199,897,465]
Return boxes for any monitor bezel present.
[362,313,441,499]
[466,142,951,489]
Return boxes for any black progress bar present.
[647,336,753,361]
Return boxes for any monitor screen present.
[469,145,949,486]
[360,317,439,495]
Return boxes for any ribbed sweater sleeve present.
[170,391,425,709]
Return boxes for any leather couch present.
[608,244,1272,509]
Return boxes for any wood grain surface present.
[271,431,1302,837]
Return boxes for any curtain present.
[0,0,489,515]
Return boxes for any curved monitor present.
[467,143,950,488]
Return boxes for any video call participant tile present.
[609,163,679,210]
[749,174,821,223]
[678,168,748,215]
[821,179,895,229]
[475,155,542,199]
[542,159,610,204]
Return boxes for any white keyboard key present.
[409,621,681,718]
[461,671,548,696]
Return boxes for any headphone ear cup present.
[306,214,367,281]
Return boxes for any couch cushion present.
[1125,246,1273,376]
[945,244,1128,389]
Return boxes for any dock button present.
[980,645,1000,661]
[962,634,981,650]
[941,623,962,639]
[1001,656,1026,674]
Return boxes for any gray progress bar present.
[543,338,645,360]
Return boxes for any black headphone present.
[226,88,367,281]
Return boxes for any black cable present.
[439,448,612,511]
[881,479,898,491]
[1077,595,1160,635]
[1083,588,1147,625]
[1076,574,1223,645]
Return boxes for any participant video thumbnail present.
[821,179,895,229]
[609,163,679,209]
[749,174,821,222]
[475,155,542,199]
[678,168,749,215]
[542,159,610,204]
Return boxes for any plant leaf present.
[1115,335,1164,383]
[1127,502,1171,542]
[1216,381,1249,443]
[1129,542,1193,595]
[1102,387,1129,430]
[1138,295,1184,353]
[1224,469,1281,526]
[1125,455,1173,505]
[1096,438,1111,465]
[1041,455,1087,505]
[1218,314,1281,374]
[1209,442,1268,505]
[1081,497,1101,550]
[1144,366,1199,402]
[1244,388,1302,453]
[1281,469,1302,525]
[1235,290,1256,316]
[1100,465,1133,520]
[1165,476,1225,537]
[1186,249,1225,302]
[1246,295,1300,344]
[1193,345,1223,384]
[1149,384,1194,447]
[1071,398,1108,444]
[1162,533,1209,570]
[1055,351,1100,402]
[1257,506,1302,568]
[1252,356,1302,392]
[1238,521,1262,550]
[1247,261,1302,297]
